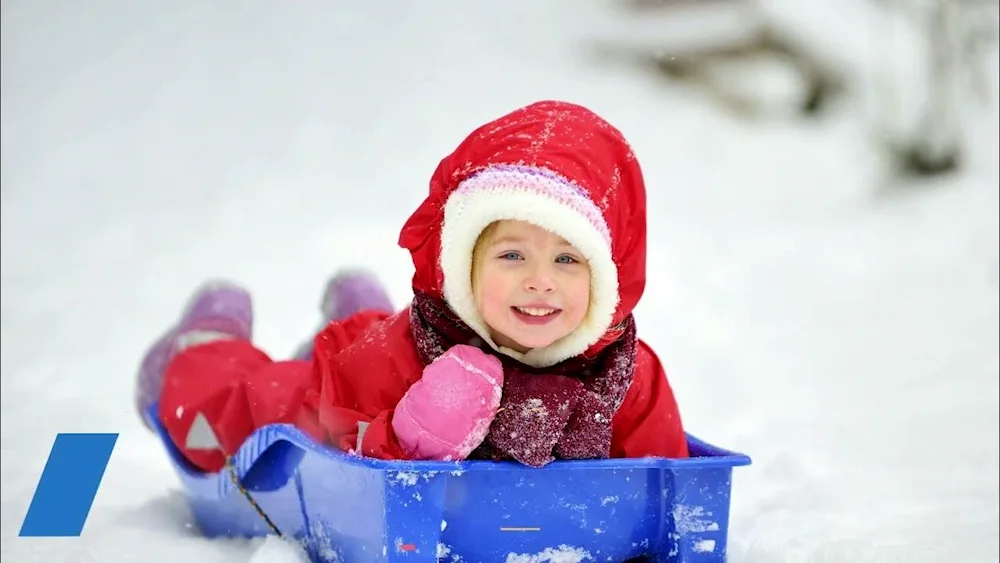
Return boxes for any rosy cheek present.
[570,282,590,309]
[478,281,508,315]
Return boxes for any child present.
[136,100,690,472]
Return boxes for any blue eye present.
[498,251,523,261]
[556,255,578,264]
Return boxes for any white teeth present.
[516,307,556,317]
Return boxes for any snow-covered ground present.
[2,1,997,562]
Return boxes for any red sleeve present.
[296,310,422,461]
[610,339,690,459]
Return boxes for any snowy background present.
[2,1,997,562]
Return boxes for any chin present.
[508,332,563,351]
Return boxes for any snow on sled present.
[147,404,751,563]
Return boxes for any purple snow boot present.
[293,269,394,360]
[135,281,254,429]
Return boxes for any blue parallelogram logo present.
[19,433,118,537]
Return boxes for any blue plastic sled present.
[147,404,750,562]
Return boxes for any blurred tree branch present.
[592,0,998,178]
[651,25,846,118]
[590,0,849,119]
[875,0,997,176]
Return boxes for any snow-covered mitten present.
[484,369,585,467]
[554,390,614,460]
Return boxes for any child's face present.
[472,220,591,354]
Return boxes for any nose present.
[524,264,556,293]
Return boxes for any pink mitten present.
[392,344,504,460]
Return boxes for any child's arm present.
[296,312,503,462]
[295,310,415,459]
[610,339,690,459]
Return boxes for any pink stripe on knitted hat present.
[454,165,611,247]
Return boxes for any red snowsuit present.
[159,101,690,473]
[162,310,689,473]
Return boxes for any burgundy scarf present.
[409,292,638,467]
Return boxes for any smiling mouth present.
[511,306,562,324]
[513,306,559,316]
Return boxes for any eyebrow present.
[490,235,525,246]
[490,235,574,248]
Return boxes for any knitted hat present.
[399,100,647,369]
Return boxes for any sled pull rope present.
[224,457,284,537]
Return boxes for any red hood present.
[398,100,648,358]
